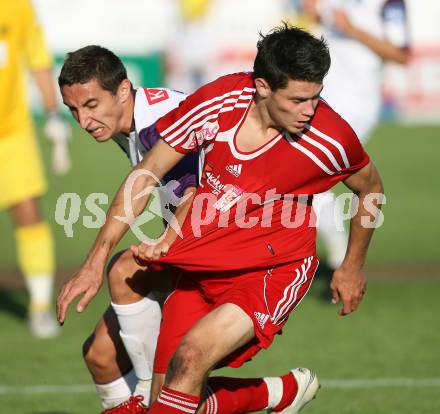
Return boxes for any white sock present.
[263,376,283,409]
[313,191,348,269]
[111,294,162,405]
[95,369,137,409]
[24,274,53,312]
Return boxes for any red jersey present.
[154,72,369,272]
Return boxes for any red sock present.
[271,371,298,412]
[149,386,200,414]
[202,376,269,414]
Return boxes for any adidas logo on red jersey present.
[226,163,242,177]
[254,311,270,329]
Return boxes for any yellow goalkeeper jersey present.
[179,0,211,21]
[0,0,52,136]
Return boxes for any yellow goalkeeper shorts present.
[0,122,47,210]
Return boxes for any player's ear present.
[255,77,272,98]
[117,79,131,103]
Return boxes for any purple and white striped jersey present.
[112,87,198,196]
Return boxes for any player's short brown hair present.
[58,45,127,94]
[253,23,330,90]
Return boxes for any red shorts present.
[154,256,319,373]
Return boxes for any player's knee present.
[82,332,112,371]
[167,340,206,382]
[83,333,102,368]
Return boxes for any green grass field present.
[0,121,439,413]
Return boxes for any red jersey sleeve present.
[156,72,255,154]
[155,77,227,154]
[314,100,370,176]
[337,119,370,176]
[301,100,371,193]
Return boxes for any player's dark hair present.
[253,23,331,90]
[58,45,127,94]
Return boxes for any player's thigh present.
[178,303,255,369]
[209,257,319,369]
[0,124,47,211]
[154,281,212,374]
[83,305,131,377]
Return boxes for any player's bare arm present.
[330,161,384,316]
[56,139,185,324]
[332,9,410,64]
[132,186,196,262]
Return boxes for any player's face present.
[61,78,127,142]
[260,78,322,134]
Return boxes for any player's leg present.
[78,249,168,411]
[82,258,163,414]
[153,369,316,414]
[151,257,319,414]
[169,303,255,393]
[199,258,320,414]
[107,249,172,404]
[82,305,138,410]
[10,197,59,338]
[152,370,316,414]
[140,279,303,413]
[1,124,58,338]
[202,368,318,414]
[150,279,214,404]
[149,302,255,414]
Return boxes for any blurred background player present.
[165,0,285,92]
[298,0,410,271]
[0,0,71,337]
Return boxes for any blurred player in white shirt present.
[302,0,410,270]
[166,0,286,92]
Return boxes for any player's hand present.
[131,239,170,262]
[330,265,366,316]
[44,112,72,175]
[56,266,104,325]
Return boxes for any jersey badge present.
[194,120,219,145]
[145,88,169,105]
[213,184,244,212]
